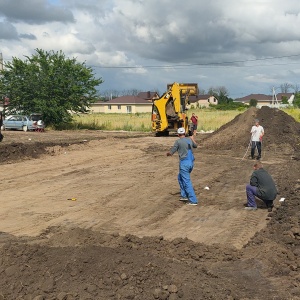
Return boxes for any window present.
[127,106,132,113]
[108,105,111,110]
[118,105,121,110]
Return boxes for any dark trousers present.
[246,184,274,208]
[251,141,262,158]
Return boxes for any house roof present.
[96,95,152,105]
[235,93,293,103]
[188,94,217,103]
[137,91,159,100]
[188,95,200,103]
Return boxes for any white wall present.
[89,104,152,114]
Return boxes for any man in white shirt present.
[250,119,264,160]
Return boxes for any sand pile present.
[201,106,300,153]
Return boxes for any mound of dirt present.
[0,142,48,163]
[0,227,287,300]
[257,106,300,155]
[201,107,300,153]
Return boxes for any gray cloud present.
[1,0,300,96]
[101,0,300,64]
[0,21,19,40]
[19,33,37,40]
[0,0,75,24]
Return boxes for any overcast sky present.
[1,0,300,98]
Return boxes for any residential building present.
[137,91,159,102]
[234,93,294,106]
[187,94,218,108]
[90,95,152,114]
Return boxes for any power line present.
[3,53,300,70]
[88,54,300,69]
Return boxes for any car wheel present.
[1,125,5,131]
[22,125,28,132]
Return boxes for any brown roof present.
[96,95,152,105]
[188,94,217,103]
[137,91,159,100]
[277,93,294,99]
[235,93,293,103]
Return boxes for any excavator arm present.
[152,82,198,135]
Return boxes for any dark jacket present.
[250,168,278,200]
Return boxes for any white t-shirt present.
[251,125,264,142]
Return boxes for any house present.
[137,91,159,102]
[234,93,294,107]
[187,94,218,108]
[90,95,153,114]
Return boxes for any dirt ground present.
[0,107,300,300]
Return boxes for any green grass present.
[71,113,151,132]
[70,110,243,132]
[58,108,300,132]
[281,108,300,122]
[188,109,242,131]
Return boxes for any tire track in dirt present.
[0,136,272,249]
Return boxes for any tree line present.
[1,49,300,128]
[0,49,103,128]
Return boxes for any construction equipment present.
[151,82,198,136]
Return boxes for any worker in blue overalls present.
[167,127,198,205]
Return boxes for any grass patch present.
[68,110,243,132]
[58,107,300,133]
[281,108,300,122]
[72,113,151,132]
[189,109,242,131]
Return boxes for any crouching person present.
[245,161,277,211]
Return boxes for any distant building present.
[234,93,294,107]
[187,94,218,108]
[137,91,159,102]
[90,95,153,114]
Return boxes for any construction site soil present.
[0,106,300,300]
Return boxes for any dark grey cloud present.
[101,0,300,66]
[2,0,300,96]
[0,21,19,40]
[0,0,75,24]
[19,33,37,40]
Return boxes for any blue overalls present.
[178,139,198,204]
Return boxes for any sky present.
[1,0,300,98]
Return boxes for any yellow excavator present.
[151,82,198,136]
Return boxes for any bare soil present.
[0,107,300,300]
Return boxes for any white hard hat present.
[177,127,185,134]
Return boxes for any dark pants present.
[246,184,274,208]
[251,141,261,158]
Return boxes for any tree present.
[208,86,230,104]
[280,83,292,93]
[0,49,103,127]
[294,93,300,108]
[249,99,258,107]
[292,84,300,93]
[121,89,142,96]
[198,88,206,95]
[281,96,288,104]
